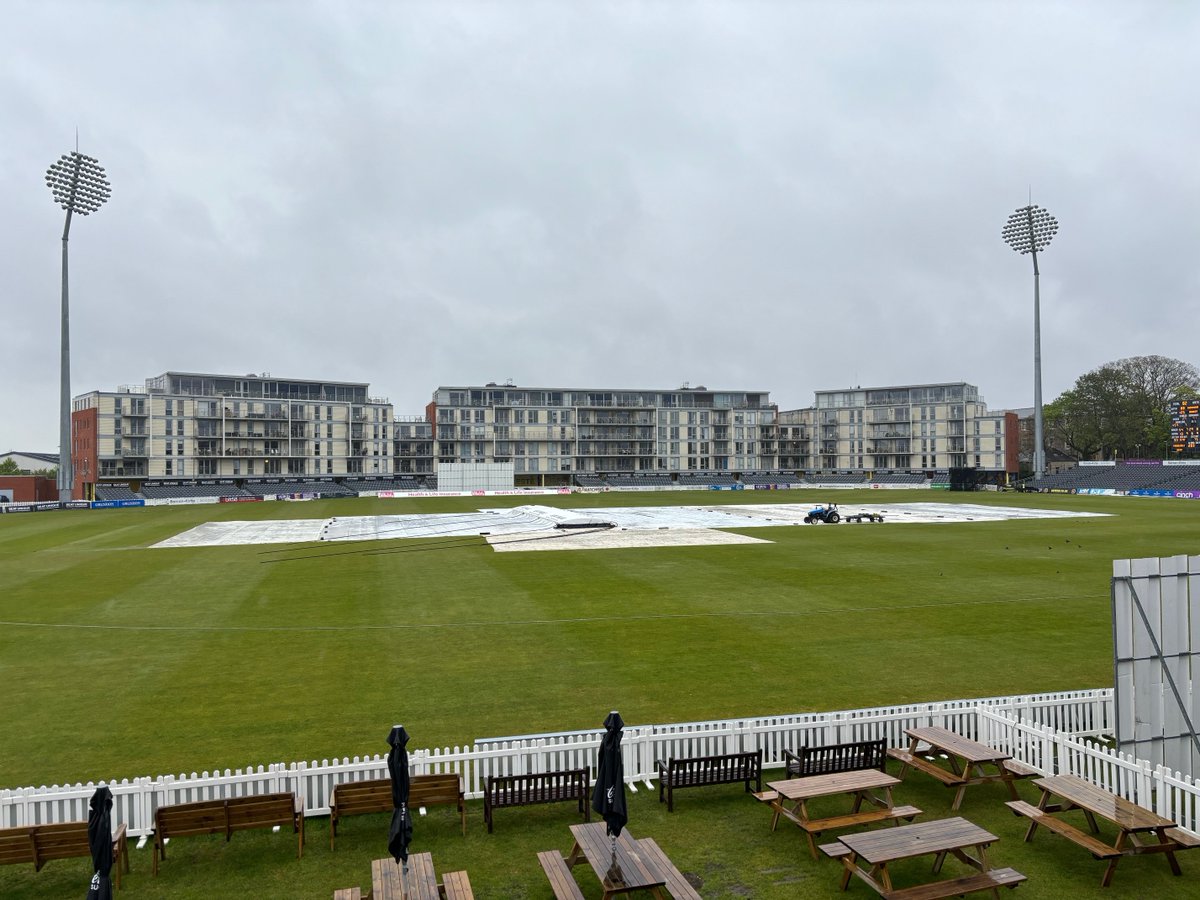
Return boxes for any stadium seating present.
[740,472,802,485]
[675,472,737,486]
[804,472,868,485]
[241,480,356,498]
[573,474,608,488]
[341,477,426,493]
[94,485,143,501]
[139,482,251,499]
[869,472,927,485]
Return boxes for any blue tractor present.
[803,503,841,524]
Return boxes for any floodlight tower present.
[45,151,111,500]
[1002,204,1058,481]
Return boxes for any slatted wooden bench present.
[329,773,466,849]
[1165,827,1200,850]
[483,769,589,833]
[785,738,886,777]
[801,804,922,838]
[0,821,129,888]
[886,748,966,786]
[1001,759,1041,780]
[882,867,1026,900]
[821,842,1025,899]
[1005,800,1121,858]
[656,750,762,812]
[637,837,701,899]
[332,889,362,900]
[440,869,474,899]
[537,849,586,900]
[153,791,303,874]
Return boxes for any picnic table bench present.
[823,816,1026,899]
[767,769,920,858]
[1008,774,1200,886]
[637,836,702,899]
[656,749,762,812]
[483,768,589,832]
[888,726,1035,809]
[152,791,303,874]
[338,854,473,900]
[329,772,465,849]
[0,820,130,888]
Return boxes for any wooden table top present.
[372,853,439,900]
[905,727,1011,764]
[1034,775,1176,832]
[569,822,665,893]
[767,769,900,801]
[838,817,998,865]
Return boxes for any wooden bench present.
[786,738,886,777]
[0,821,129,888]
[800,804,922,837]
[537,849,586,900]
[483,769,589,833]
[882,867,1026,900]
[655,750,762,812]
[329,773,465,849]
[153,791,303,874]
[1165,826,1200,850]
[440,869,474,899]
[1001,759,1041,779]
[637,837,701,900]
[1005,800,1121,858]
[819,841,852,859]
[332,889,362,900]
[886,748,966,786]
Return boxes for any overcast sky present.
[3,1,1198,452]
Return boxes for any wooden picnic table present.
[888,726,1024,810]
[829,816,1025,898]
[766,770,919,859]
[565,822,667,899]
[1008,774,1199,887]
[371,852,439,900]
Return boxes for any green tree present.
[0,458,20,475]
[1046,355,1200,460]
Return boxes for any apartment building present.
[427,383,777,482]
[778,382,1018,478]
[72,372,394,495]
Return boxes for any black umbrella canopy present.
[386,725,413,864]
[85,785,114,900]
[591,711,628,839]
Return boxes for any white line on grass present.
[0,592,1095,632]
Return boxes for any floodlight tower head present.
[1002,204,1058,269]
[45,152,111,224]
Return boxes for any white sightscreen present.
[437,462,515,492]
[1112,554,1200,779]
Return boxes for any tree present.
[1046,355,1200,460]
[0,458,20,475]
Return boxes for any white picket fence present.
[978,706,1200,833]
[9,685,1196,841]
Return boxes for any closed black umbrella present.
[386,725,413,868]
[591,711,627,883]
[85,785,114,900]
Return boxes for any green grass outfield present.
[2,488,1199,898]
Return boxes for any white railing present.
[978,707,1200,833]
[0,687,1116,839]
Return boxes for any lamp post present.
[45,151,111,501]
[1002,203,1058,481]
